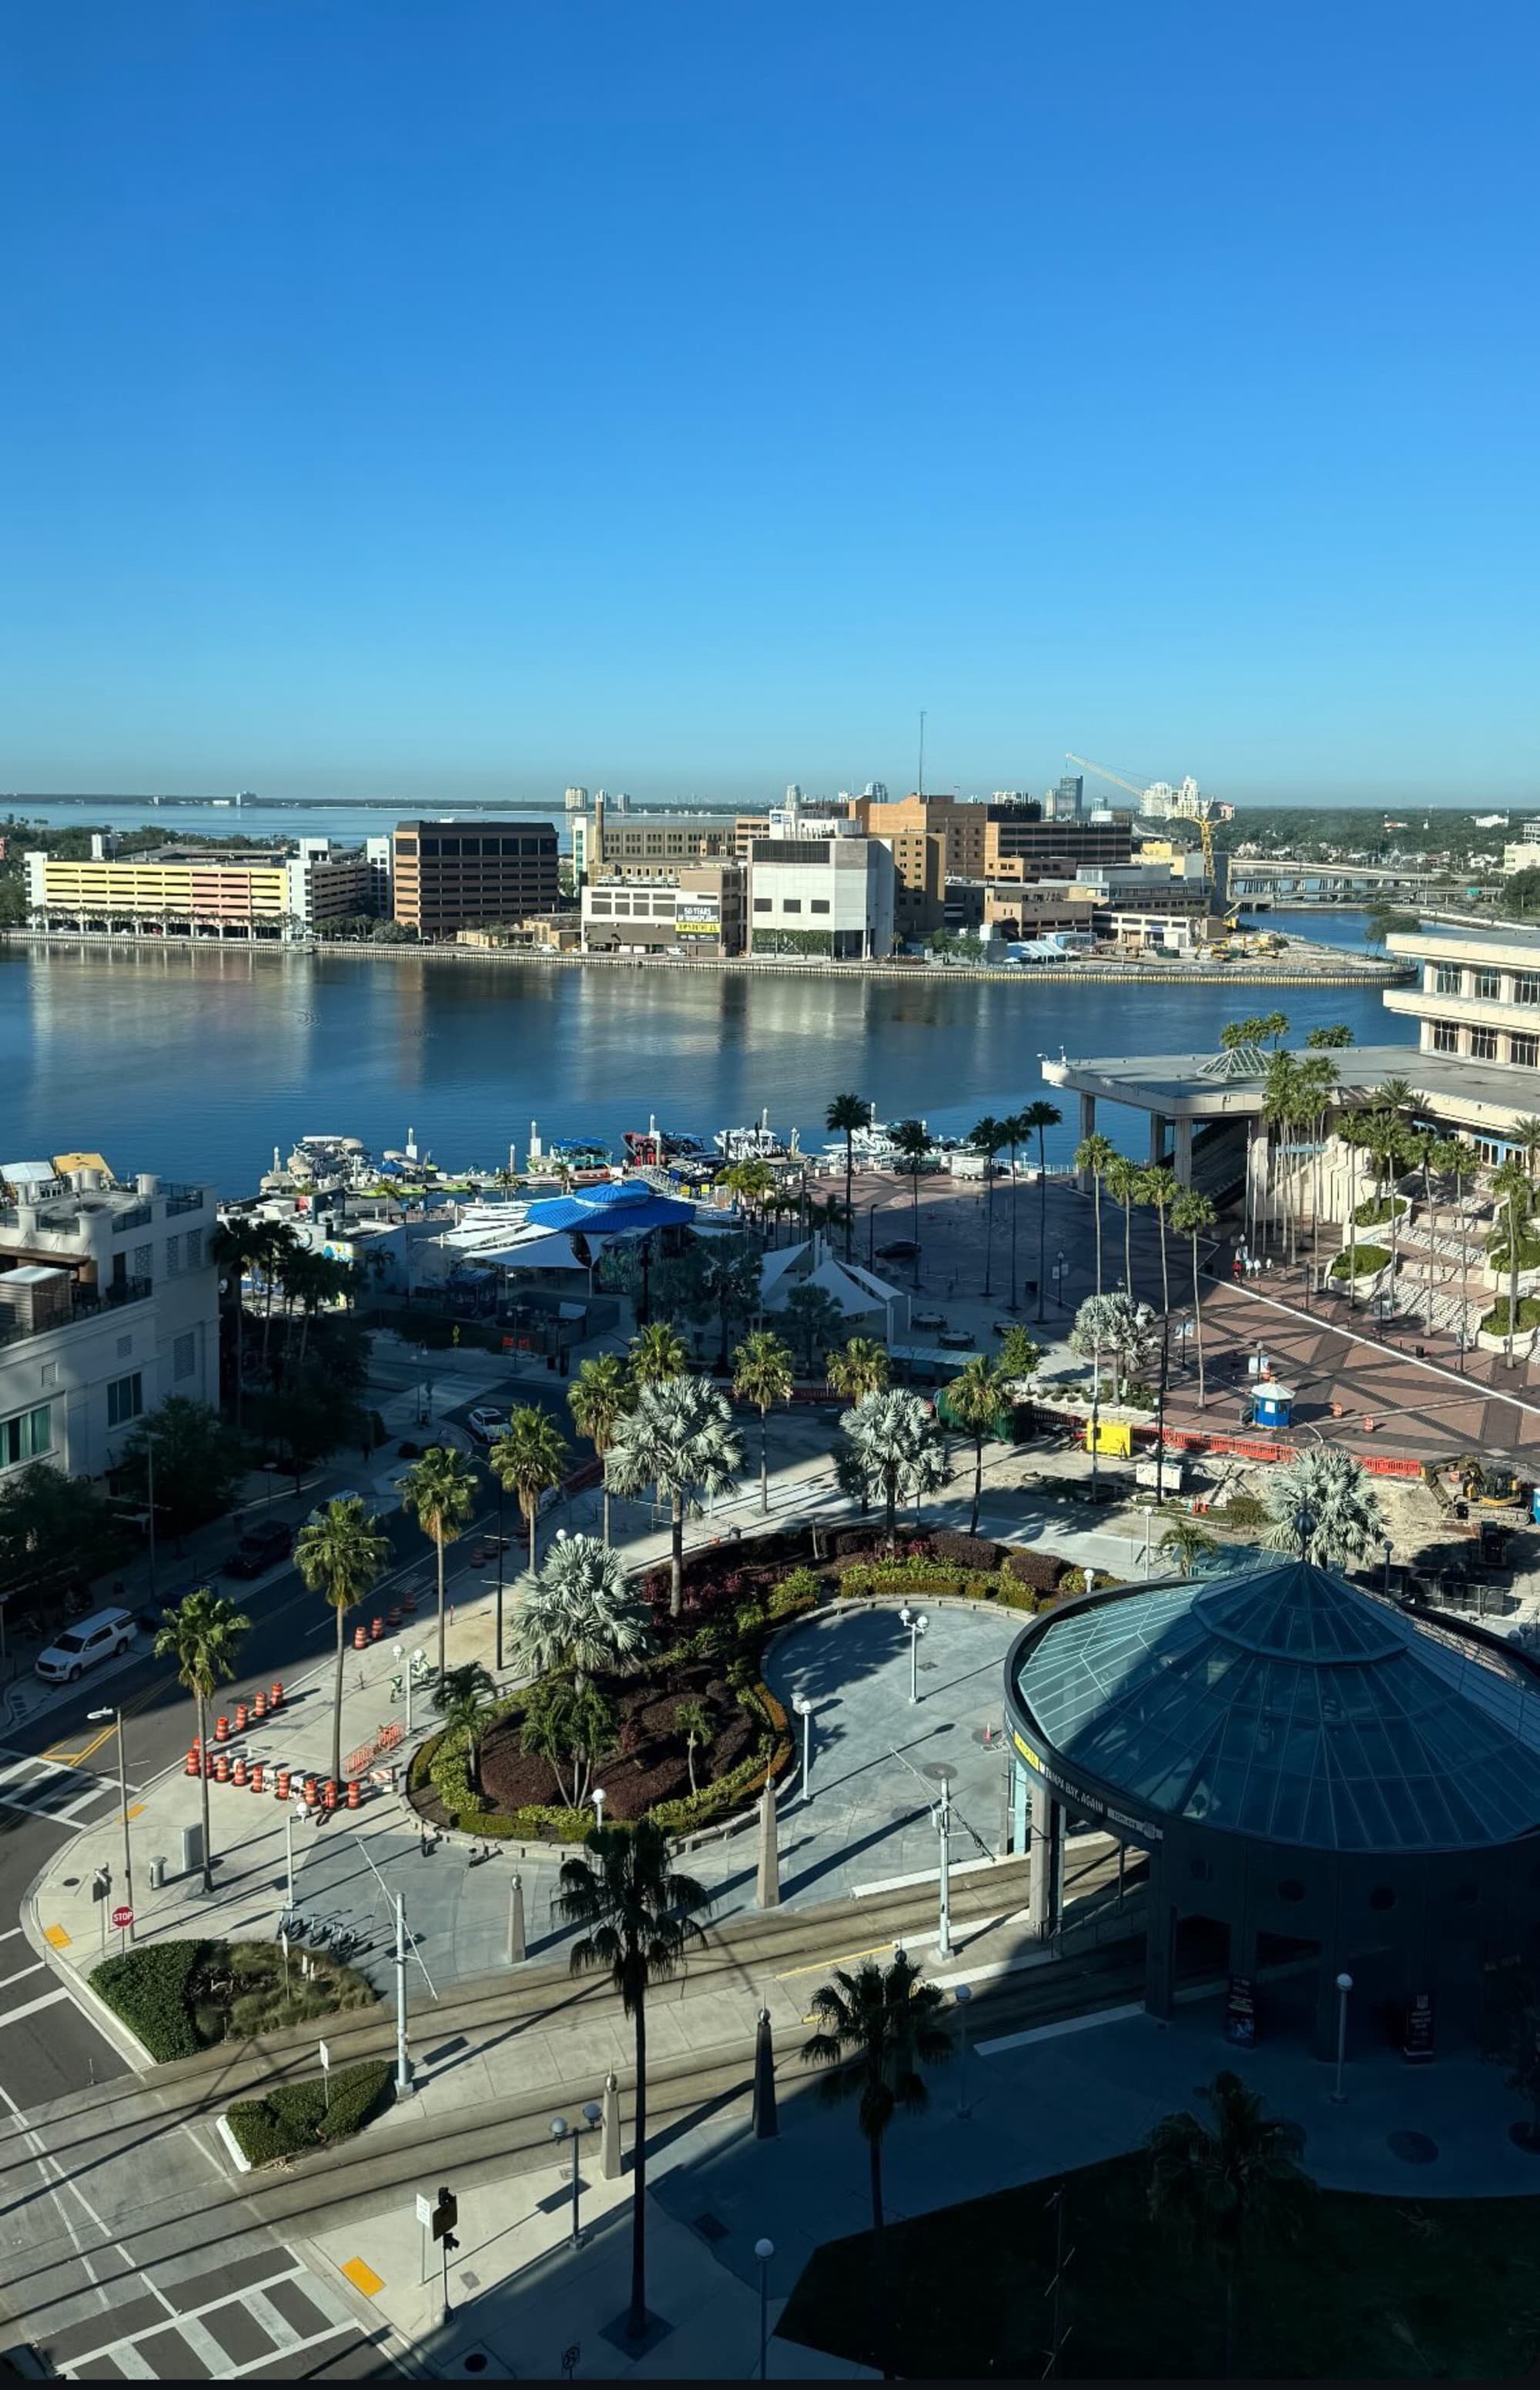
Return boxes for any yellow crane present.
[1066,751,1219,885]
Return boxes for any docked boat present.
[715,1110,794,1163]
[623,1120,711,1170]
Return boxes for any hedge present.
[227,2060,393,2167]
[1481,1297,1540,1336]
[1331,1243,1390,1280]
[1352,1196,1408,1227]
[91,1942,209,2062]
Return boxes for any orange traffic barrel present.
[346,1778,361,1809]
[400,1594,418,1615]
[250,1761,265,1794]
[232,1757,248,1787]
[387,1606,401,1629]
[301,1774,318,1807]
[185,1745,200,1777]
[276,1768,291,1801]
[234,1702,249,1734]
[322,1778,338,1811]
[203,1749,217,1778]
[215,1752,230,1784]
[214,1714,230,1743]
[370,1615,384,1642]
[253,1692,267,1720]
[270,1681,285,1712]
[353,1624,367,1651]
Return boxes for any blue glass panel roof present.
[1014,1558,1540,1852]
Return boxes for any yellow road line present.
[39,1724,117,1769]
[775,1941,903,1984]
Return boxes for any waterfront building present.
[1005,1555,1540,2052]
[983,805,1133,881]
[571,798,735,886]
[1385,922,1540,1072]
[390,819,559,939]
[748,832,896,959]
[23,839,387,939]
[581,862,747,957]
[0,1156,218,1480]
[847,791,989,881]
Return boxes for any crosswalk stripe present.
[0,1988,69,2028]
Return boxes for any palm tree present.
[1073,1130,1117,1297]
[1140,1164,1178,1316]
[1364,1106,1411,1288]
[889,1120,932,1290]
[835,1388,947,1548]
[490,1406,569,1572]
[294,1495,392,1785]
[944,1354,1006,1534]
[1147,2070,1314,2378]
[999,1110,1030,1309]
[603,1377,743,1616]
[209,1217,265,1425]
[1105,1153,1141,1294]
[1263,1448,1386,1565]
[732,1328,795,1514]
[432,1661,497,1792]
[1260,1050,1300,1259]
[825,1336,890,1402]
[1170,1189,1217,1406]
[253,1219,301,1372]
[1159,1517,1220,1574]
[1334,1107,1374,1303]
[567,1353,635,1547]
[1070,1290,1154,1403]
[399,1445,479,1679]
[1428,1132,1471,1325]
[1021,1099,1062,1322]
[506,1532,653,1685]
[1304,1023,1354,1049]
[628,1321,689,1386]
[1494,1157,1532,1367]
[1513,1118,1540,1189]
[968,1115,1007,1298]
[674,1696,712,1796]
[825,1093,872,1260]
[558,1823,711,2342]
[153,1587,250,1894]
[800,1951,952,2238]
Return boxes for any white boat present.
[715,1109,790,1163]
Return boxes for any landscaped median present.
[223,2059,394,2171]
[91,1938,375,2063]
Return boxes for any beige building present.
[582,862,747,956]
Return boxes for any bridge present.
[1230,855,1486,901]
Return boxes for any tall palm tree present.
[294,1495,392,1785]
[999,1110,1030,1310]
[825,1093,872,1260]
[253,1219,301,1371]
[558,1823,711,2342]
[1073,1130,1117,1297]
[1262,1447,1386,1565]
[732,1328,795,1514]
[506,1532,653,1685]
[628,1321,689,1386]
[1260,1050,1301,1260]
[1493,1157,1532,1367]
[490,1406,569,1572]
[1022,1099,1062,1322]
[944,1354,1006,1534]
[153,1587,250,1894]
[603,1377,743,1615]
[209,1216,265,1425]
[1170,1189,1217,1407]
[1428,1133,1471,1334]
[431,1661,497,1793]
[826,1337,891,1403]
[800,1951,952,2237]
[398,1445,479,1679]
[1512,1117,1540,1183]
[567,1353,635,1548]
[1147,2070,1314,2378]
[1105,1153,1141,1294]
[835,1387,946,1548]
[968,1115,1007,1297]
[1261,1010,1291,1049]
[1334,1108,1373,1304]
[889,1120,932,1290]
[1140,1164,1178,1316]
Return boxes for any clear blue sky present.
[2,2,1536,806]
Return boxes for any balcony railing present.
[162,1185,206,1216]
[0,1274,152,1351]
[112,1204,152,1235]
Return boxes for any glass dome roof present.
[1014,1558,1540,1853]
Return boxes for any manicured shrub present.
[1331,1243,1390,1280]
[92,1942,209,2062]
[1004,1548,1066,1595]
[429,1723,490,1817]
[930,1529,1004,1571]
[734,1599,766,1638]
[1220,1494,1267,1528]
[769,1565,825,1614]
[1481,1296,1540,1336]
[228,2060,393,2167]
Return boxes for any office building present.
[0,1155,219,1481]
[571,799,736,886]
[581,862,747,957]
[25,841,387,939]
[390,819,559,939]
[748,835,895,959]
[983,805,1132,881]
[849,791,989,881]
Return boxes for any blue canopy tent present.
[523,1178,700,1322]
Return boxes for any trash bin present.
[148,1856,166,1890]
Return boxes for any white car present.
[466,1408,508,1448]
[35,1607,137,1685]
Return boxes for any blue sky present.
[2,2,1536,806]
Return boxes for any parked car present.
[222,1519,294,1579]
[876,1239,919,1260]
[35,1607,137,1685]
[466,1407,509,1448]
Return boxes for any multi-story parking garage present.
[1004,1557,1540,2056]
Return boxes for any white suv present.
[466,1408,508,1448]
[35,1608,138,1685]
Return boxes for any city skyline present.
[3,2,1536,805]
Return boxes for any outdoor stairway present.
[1189,1118,1247,1207]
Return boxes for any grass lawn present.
[777,2154,1540,2379]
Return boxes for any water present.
[0,922,1410,1196]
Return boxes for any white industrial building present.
[0,1157,219,1481]
[748,822,896,959]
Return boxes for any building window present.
[1431,1019,1459,1054]
[811,899,831,914]
[106,1372,143,1428]
[184,1229,203,1267]
[781,899,802,914]
[1512,1035,1539,1069]
[173,1331,196,1381]
[0,1404,52,1469]
[132,1243,152,1281]
[1475,969,1501,1001]
[165,1233,181,1274]
[753,898,771,912]
[1471,1026,1499,1061]
[1514,972,1540,1006]
[1435,964,1462,995]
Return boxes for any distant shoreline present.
[1,926,1404,990]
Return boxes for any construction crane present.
[1066,751,1218,885]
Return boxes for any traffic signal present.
[432,2187,458,2241]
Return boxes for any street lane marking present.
[42,1725,116,1768]
[0,1961,45,1995]
[0,1926,22,1943]
[340,2258,384,2297]
[0,1987,69,2027]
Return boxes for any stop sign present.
[111,1906,133,1929]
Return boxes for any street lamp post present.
[1381,1538,1394,1601]
[899,1607,929,1705]
[953,1982,973,2121]
[1331,1970,1353,2103]
[592,1786,607,1833]
[1143,1505,1154,1581]
[88,1705,132,1946]
[495,1474,506,1673]
[792,1692,813,1803]
[934,1762,954,1962]
[550,2101,604,2248]
[755,2238,775,2380]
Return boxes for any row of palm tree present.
[1071,1137,1219,1401]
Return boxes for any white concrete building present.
[748,833,896,959]
[0,1157,219,1481]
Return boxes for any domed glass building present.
[1004,1557,1540,2054]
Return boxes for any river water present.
[0,911,1409,1196]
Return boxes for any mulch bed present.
[479,1655,757,1822]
